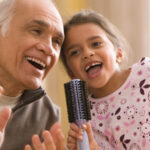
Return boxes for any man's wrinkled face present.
[0,0,64,92]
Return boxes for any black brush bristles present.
[64,79,91,123]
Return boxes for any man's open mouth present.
[26,56,46,70]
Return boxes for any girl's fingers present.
[70,123,82,133]
[67,130,78,150]
[67,135,77,144]
[69,123,83,141]
[82,122,101,150]
[67,142,78,150]
[68,129,83,141]
[67,135,78,150]
[82,122,94,142]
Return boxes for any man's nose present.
[36,39,54,56]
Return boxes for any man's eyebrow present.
[26,19,64,39]
[55,31,64,41]
[29,19,49,27]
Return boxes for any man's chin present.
[23,80,42,91]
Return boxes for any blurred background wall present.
[42,0,150,140]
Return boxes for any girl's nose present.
[82,49,94,59]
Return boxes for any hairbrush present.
[64,79,91,150]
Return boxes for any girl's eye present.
[92,41,102,47]
[70,49,80,56]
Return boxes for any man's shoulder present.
[41,94,60,113]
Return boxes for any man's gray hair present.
[0,0,56,36]
[0,0,15,36]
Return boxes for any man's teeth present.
[26,56,46,68]
[85,62,102,72]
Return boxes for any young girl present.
[61,9,150,150]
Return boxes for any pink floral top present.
[89,57,150,150]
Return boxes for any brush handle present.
[64,79,91,150]
[76,119,90,150]
[78,130,90,150]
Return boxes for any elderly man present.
[0,0,65,149]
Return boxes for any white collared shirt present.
[0,94,21,111]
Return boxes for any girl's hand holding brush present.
[67,122,101,150]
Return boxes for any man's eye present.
[52,38,63,51]
[53,38,62,46]
[31,28,42,35]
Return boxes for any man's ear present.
[116,48,123,64]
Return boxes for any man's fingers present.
[24,145,32,150]
[0,107,11,132]
[0,86,3,94]
[24,131,57,150]
[50,122,65,150]
[0,107,11,146]
[24,123,65,150]
[32,134,44,150]
[42,130,56,150]
[54,129,65,150]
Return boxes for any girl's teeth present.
[85,62,102,71]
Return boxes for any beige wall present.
[43,0,150,140]
[42,61,70,140]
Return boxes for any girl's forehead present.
[65,23,108,41]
